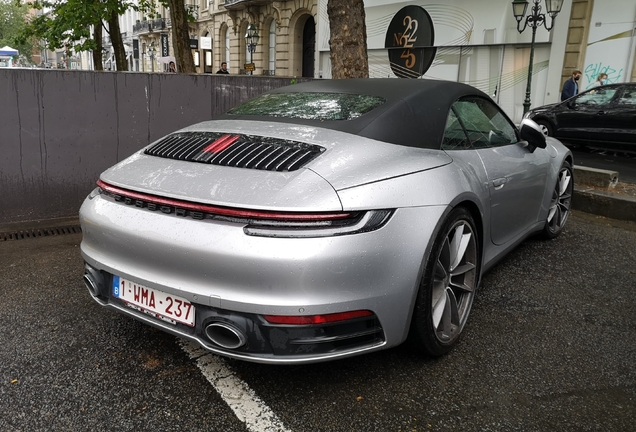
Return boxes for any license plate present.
[113,276,195,327]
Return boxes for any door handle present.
[493,178,507,190]
[596,111,606,115]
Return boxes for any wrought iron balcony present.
[152,18,166,30]
[133,20,151,34]
[133,18,167,35]
[223,0,273,10]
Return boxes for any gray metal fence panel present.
[0,69,308,225]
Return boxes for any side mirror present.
[567,100,576,109]
[519,118,547,151]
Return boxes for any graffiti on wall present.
[584,62,623,89]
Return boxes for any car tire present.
[542,161,573,239]
[409,207,480,357]
[536,119,553,137]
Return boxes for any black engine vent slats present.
[144,132,325,172]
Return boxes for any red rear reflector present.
[202,134,240,153]
[263,310,373,325]
[96,179,353,222]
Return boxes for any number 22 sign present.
[385,5,437,79]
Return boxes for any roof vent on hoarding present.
[144,132,325,172]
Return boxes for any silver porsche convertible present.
[80,79,573,364]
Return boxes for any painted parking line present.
[179,340,292,432]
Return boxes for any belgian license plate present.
[113,276,195,327]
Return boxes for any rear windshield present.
[227,92,385,121]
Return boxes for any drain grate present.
[0,225,82,242]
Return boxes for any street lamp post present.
[148,41,156,72]
[511,0,564,114]
[244,24,260,75]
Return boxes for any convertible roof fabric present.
[219,78,490,150]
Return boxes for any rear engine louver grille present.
[144,132,325,172]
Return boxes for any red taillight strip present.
[202,134,240,153]
[263,310,374,325]
[97,179,352,222]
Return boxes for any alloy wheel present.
[546,165,573,235]
[430,220,477,344]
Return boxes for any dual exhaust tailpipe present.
[205,322,247,349]
[83,264,107,305]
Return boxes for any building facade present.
[64,0,635,122]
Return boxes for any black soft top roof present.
[218,78,490,149]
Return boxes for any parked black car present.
[524,83,636,152]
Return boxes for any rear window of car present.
[227,92,386,120]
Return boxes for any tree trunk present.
[108,11,128,71]
[93,21,104,71]
[327,0,369,79]
[167,0,195,73]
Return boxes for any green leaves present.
[22,0,132,53]
[0,0,34,60]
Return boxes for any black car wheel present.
[410,207,479,356]
[536,119,553,137]
[542,161,573,239]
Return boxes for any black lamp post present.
[512,0,564,114]
[148,41,156,72]
[245,24,260,75]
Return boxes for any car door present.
[449,97,550,246]
[599,85,636,146]
[554,87,620,142]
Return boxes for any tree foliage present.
[0,0,36,63]
[166,0,194,73]
[23,0,131,70]
[327,0,369,79]
[24,0,196,73]
[139,0,195,73]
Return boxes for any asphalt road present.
[1,212,635,432]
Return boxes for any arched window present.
[269,20,276,74]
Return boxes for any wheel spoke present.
[547,167,572,228]
[439,236,451,270]
[559,171,572,196]
[434,258,448,281]
[449,224,471,271]
[449,263,476,292]
[552,205,562,228]
[437,289,459,340]
[432,290,446,330]
[546,204,558,223]
[450,262,475,277]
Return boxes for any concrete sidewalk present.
[573,165,636,223]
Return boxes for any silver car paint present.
[101,153,344,212]
[80,120,572,364]
[476,143,551,245]
[81,196,447,354]
[107,120,455,203]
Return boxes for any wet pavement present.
[1,211,635,431]
[572,148,636,184]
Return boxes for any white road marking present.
[179,339,292,432]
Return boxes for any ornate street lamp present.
[512,0,564,114]
[148,41,156,72]
[244,24,260,75]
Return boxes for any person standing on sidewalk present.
[590,73,608,88]
[561,70,582,101]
